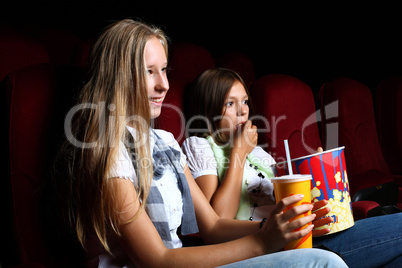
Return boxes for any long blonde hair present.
[63,19,168,252]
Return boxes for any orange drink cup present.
[271,147,355,235]
[271,175,313,250]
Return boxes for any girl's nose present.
[156,73,169,91]
[237,103,247,116]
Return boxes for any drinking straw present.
[284,139,293,175]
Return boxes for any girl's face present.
[144,37,169,118]
[219,81,249,137]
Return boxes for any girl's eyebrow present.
[226,94,248,100]
[146,62,168,68]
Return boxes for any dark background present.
[2,1,401,96]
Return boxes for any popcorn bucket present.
[271,146,354,235]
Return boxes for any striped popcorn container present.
[271,146,354,235]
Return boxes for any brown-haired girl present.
[182,68,402,267]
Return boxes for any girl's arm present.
[113,177,262,267]
[184,164,315,250]
[196,120,257,219]
[113,168,315,268]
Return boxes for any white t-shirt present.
[109,126,186,249]
[88,127,186,268]
[181,136,276,221]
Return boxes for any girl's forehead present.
[144,37,167,65]
[226,81,247,98]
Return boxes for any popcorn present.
[335,171,342,183]
[311,186,321,200]
[314,172,354,234]
[271,146,354,235]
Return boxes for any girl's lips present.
[149,97,164,106]
[236,121,247,129]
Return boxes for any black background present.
[2,1,401,98]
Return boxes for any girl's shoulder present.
[154,129,187,167]
[107,141,137,183]
[251,146,276,165]
[181,136,218,179]
[153,129,181,150]
[182,136,211,149]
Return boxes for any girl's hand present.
[312,200,332,237]
[233,120,257,157]
[258,195,315,253]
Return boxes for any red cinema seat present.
[250,74,380,220]
[0,32,50,81]
[2,63,84,267]
[320,77,398,206]
[376,76,402,176]
[250,74,322,161]
[376,76,402,208]
[168,42,215,87]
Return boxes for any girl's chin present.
[150,108,161,119]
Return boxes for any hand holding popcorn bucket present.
[271,144,354,236]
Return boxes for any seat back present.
[2,63,84,267]
[376,76,402,175]
[250,74,322,162]
[0,31,50,81]
[320,77,397,204]
[168,42,215,86]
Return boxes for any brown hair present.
[187,68,253,144]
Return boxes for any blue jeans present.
[314,213,402,268]
[218,248,347,267]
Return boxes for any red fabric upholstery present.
[154,78,188,145]
[168,42,215,86]
[376,76,402,176]
[2,63,84,267]
[351,201,381,221]
[0,32,50,81]
[215,52,256,89]
[250,74,378,219]
[377,76,402,210]
[319,77,398,205]
[250,74,322,162]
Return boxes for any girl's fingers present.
[286,213,316,233]
[272,195,304,215]
[312,199,328,211]
[312,215,332,228]
[311,205,332,237]
[281,203,314,224]
[313,206,331,220]
[316,147,324,153]
[288,223,315,241]
[313,227,331,237]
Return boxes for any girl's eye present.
[162,67,167,73]
[226,101,234,107]
[243,99,249,105]
[147,69,153,75]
